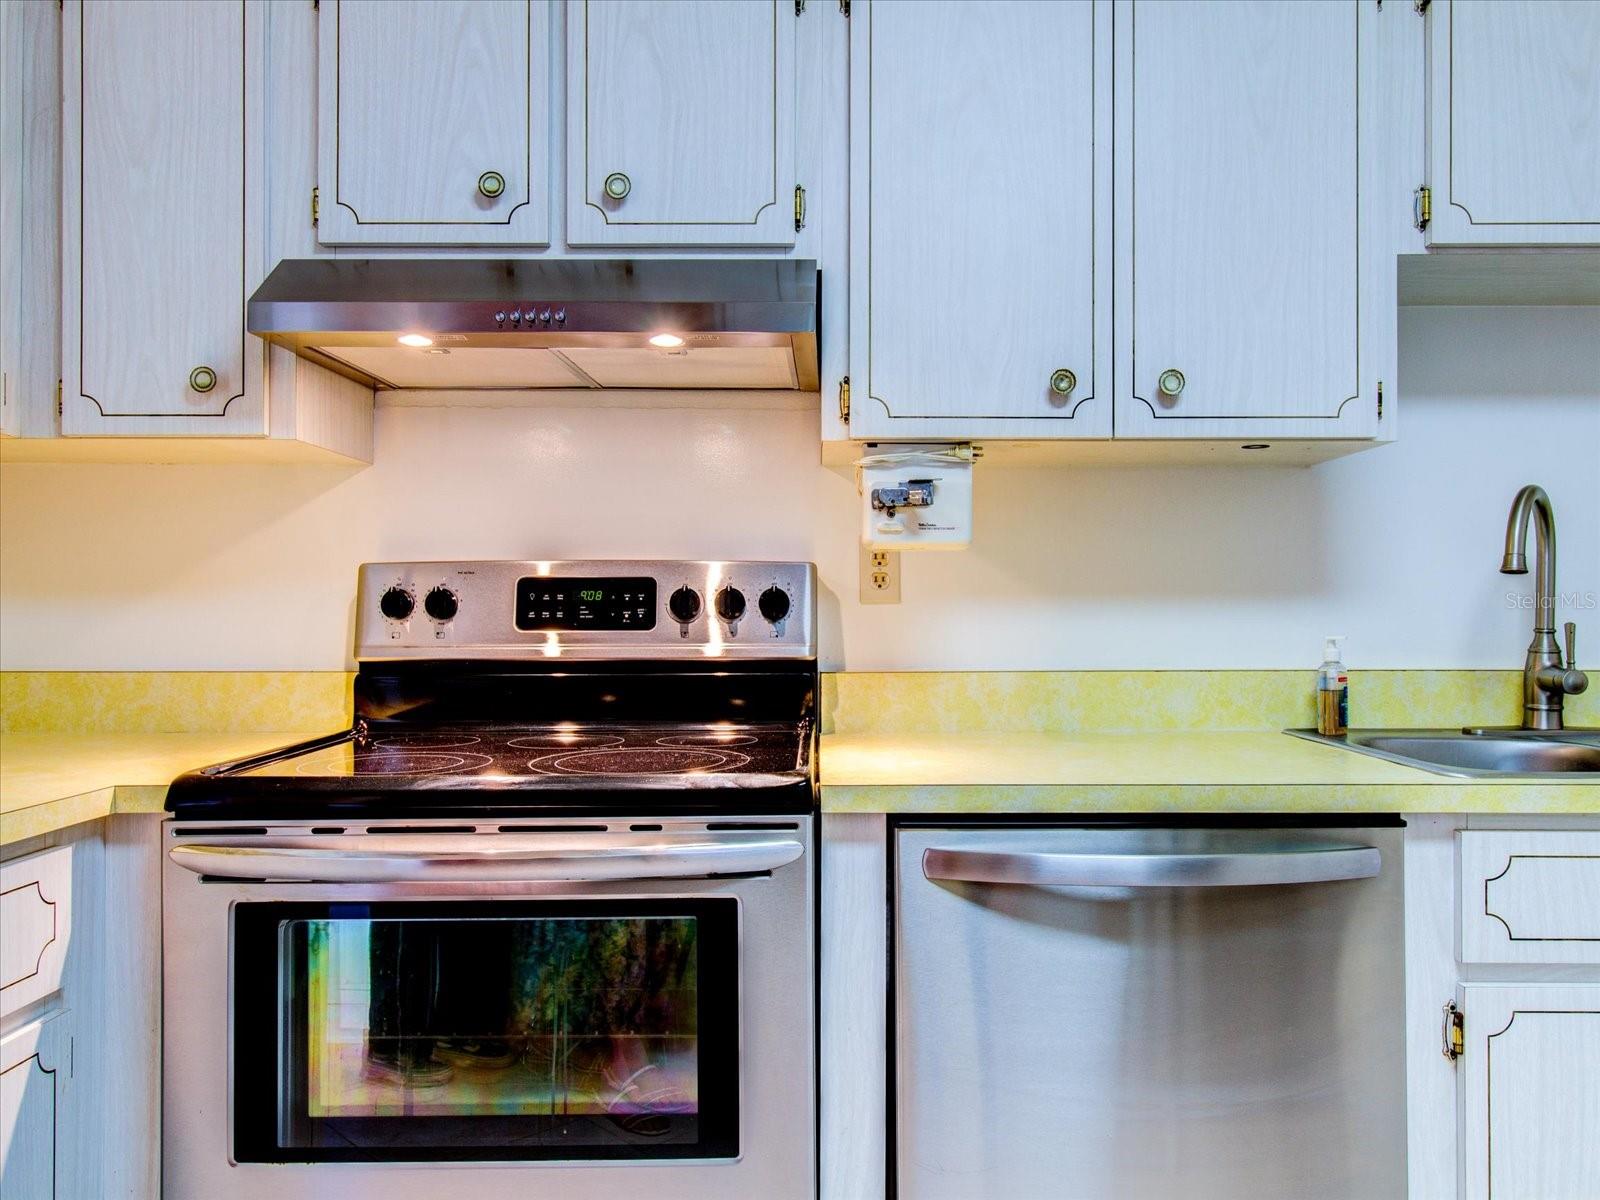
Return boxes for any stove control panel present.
[514,576,656,631]
[357,560,815,660]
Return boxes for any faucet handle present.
[1566,621,1578,670]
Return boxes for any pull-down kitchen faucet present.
[1500,484,1587,730]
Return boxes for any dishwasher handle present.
[171,838,803,883]
[922,844,1381,888]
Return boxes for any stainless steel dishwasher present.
[894,822,1406,1200]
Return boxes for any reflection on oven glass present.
[295,917,699,1140]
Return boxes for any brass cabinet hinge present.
[1377,381,1384,420]
[838,376,851,423]
[1442,1000,1464,1063]
[1413,185,1431,232]
[311,186,320,227]
[794,185,806,232]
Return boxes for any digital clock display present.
[515,577,657,631]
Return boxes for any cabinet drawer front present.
[0,844,73,1019]
[1459,831,1600,964]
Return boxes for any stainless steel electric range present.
[162,560,818,1200]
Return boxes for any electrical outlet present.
[859,547,901,604]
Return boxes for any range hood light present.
[648,333,686,348]
[398,333,434,347]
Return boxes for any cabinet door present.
[1114,0,1386,440]
[317,1,550,246]
[1427,0,1600,247]
[565,0,796,247]
[848,0,1112,440]
[0,1011,76,1199]
[0,0,20,437]
[62,0,266,436]
[1460,984,1600,1200]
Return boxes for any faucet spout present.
[1500,485,1583,730]
[1500,484,1555,630]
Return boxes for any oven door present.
[162,820,814,1200]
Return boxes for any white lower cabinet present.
[0,1008,78,1199]
[0,819,161,1200]
[1459,984,1600,1200]
[1453,828,1600,1198]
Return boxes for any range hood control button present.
[379,587,415,621]
[424,587,459,623]
[715,587,746,623]
[669,586,702,623]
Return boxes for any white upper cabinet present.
[848,0,1112,440]
[1113,0,1391,441]
[63,0,266,435]
[565,0,796,247]
[317,0,551,246]
[1426,0,1600,247]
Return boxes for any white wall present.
[1,306,1596,672]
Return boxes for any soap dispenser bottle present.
[1317,636,1349,736]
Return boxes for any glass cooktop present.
[228,722,810,786]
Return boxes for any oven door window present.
[232,899,739,1163]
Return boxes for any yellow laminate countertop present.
[820,730,1600,814]
[0,731,328,846]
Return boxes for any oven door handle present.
[169,838,805,883]
[922,844,1381,888]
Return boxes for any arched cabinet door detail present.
[566,0,797,248]
[317,0,551,247]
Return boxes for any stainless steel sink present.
[1290,728,1600,778]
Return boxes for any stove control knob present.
[715,586,746,623]
[424,586,459,622]
[758,586,791,623]
[668,586,702,623]
[379,586,414,621]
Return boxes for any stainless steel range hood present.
[247,259,819,392]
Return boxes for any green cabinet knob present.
[477,171,505,199]
[189,365,217,393]
[604,171,631,201]
[1157,367,1185,398]
[1049,368,1077,396]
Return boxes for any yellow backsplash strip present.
[5,669,1595,739]
[0,672,353,734]
[821,670,1599,736]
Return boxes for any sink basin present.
[1291,729,1600,778]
